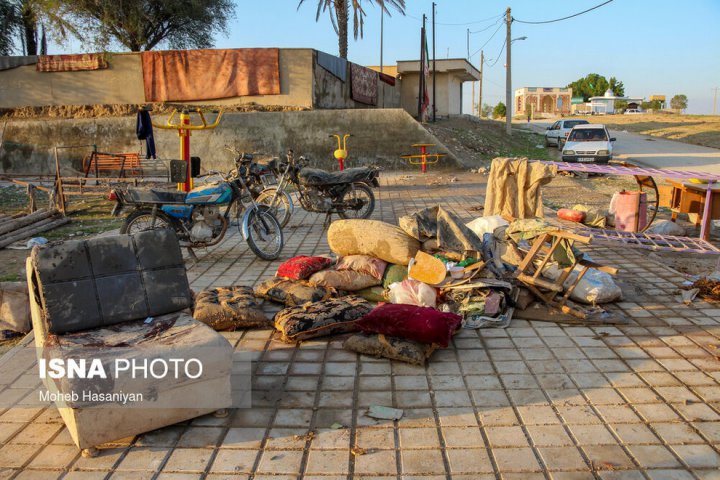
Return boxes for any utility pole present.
[713,87,719,115]
[432,2,437,122]
[418,15,426,119]
[478,50,484,117]
[505,7,512,136]
[380,7,384,73]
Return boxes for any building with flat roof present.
[514,87,572,116]
[368,58,480,118]
[589,89,644,114]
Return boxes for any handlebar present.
[153,108,223,131]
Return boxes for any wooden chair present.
[513,229,618,319]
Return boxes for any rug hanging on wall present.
[142,48,280,102]
[36,53,108,72]
[350,63,378,106]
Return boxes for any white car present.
[561,124,616,164]
[544,119,590,147]
[624,109,643,114]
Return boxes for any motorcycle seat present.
[298,167,372,186]
[125,188,188,204]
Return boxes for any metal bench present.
[82,152,168,179]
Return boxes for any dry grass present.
[573,113,720,149]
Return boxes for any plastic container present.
[610,191,647,232]
[448,266,464,279]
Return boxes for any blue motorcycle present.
[111,152,284,260]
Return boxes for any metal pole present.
[432,2,436,122]
[380,7,384,73]
[713,87,718,116]
[478,50,484,117]
[505,7,512,136]
[466,28,470,59]
[418,17,425,119]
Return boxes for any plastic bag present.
[645,219,685,236]
[356,303,462,347]
[466,215,509,238]
[336,255,387,280]
[543,264,622,304]
[388,279,437,308]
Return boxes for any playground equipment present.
[400,143,447,173]
[330,134,351,171]
[153,108,223,192]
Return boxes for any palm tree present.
[298,0,405,59]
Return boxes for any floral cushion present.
[274,295,372,343]
[254,277,335,306]
[193,286,269,330]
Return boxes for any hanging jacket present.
[136,110,156,159]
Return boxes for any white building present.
[589,89,644,114]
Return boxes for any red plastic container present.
[612,191,647,232]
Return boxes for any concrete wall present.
[0,49,314,109]
[0,54,145,107]
[312,52,401,109]
[0,109,459,175]
[399,72,464,117]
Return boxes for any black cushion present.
[125,188,187,204]
[298,167,372,186]
[31,229,192,334]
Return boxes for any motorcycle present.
[255,149,380,227]
[110,151,284,260]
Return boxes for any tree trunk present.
[21,1,36,56]
[335,0,349,59]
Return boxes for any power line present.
[485,39,506,68]
[468,19,502,35]
[513,0,614,25]
[406,12,502,27]
[470,21,503,58]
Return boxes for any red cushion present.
[276,256,333,280]
[356,304,462,348]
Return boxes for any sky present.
[52,0,720,115]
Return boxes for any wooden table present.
[668,179,720,239]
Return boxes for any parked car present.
[544,119,590,147]
[561,124,616,164]
[624,109,643,114]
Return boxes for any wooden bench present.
[83,152,168,179]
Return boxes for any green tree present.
[567,73,626,101]
[298,0,405,59]
[0,0,21,55]
[641,100,663,111]
[608,77,625,97]
[670,94,688,111]
[480,103,492,118]
[493,102,506,119]
[37,0,235,51]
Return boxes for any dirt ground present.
[574,113,720,149]
[0,184,121,281]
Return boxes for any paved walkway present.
[0,172,719,479]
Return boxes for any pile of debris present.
[0,209,69,249]
[192,203,623,366]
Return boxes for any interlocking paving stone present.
[1,172,719,478]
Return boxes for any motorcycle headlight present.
[563,150,575,155]
[598,149,610,155]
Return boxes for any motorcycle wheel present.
[245,206,284,260]
[255,188,293,228]
[338,182,375,219]
[120,209,175,235]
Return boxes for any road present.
[523,120,720,175]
